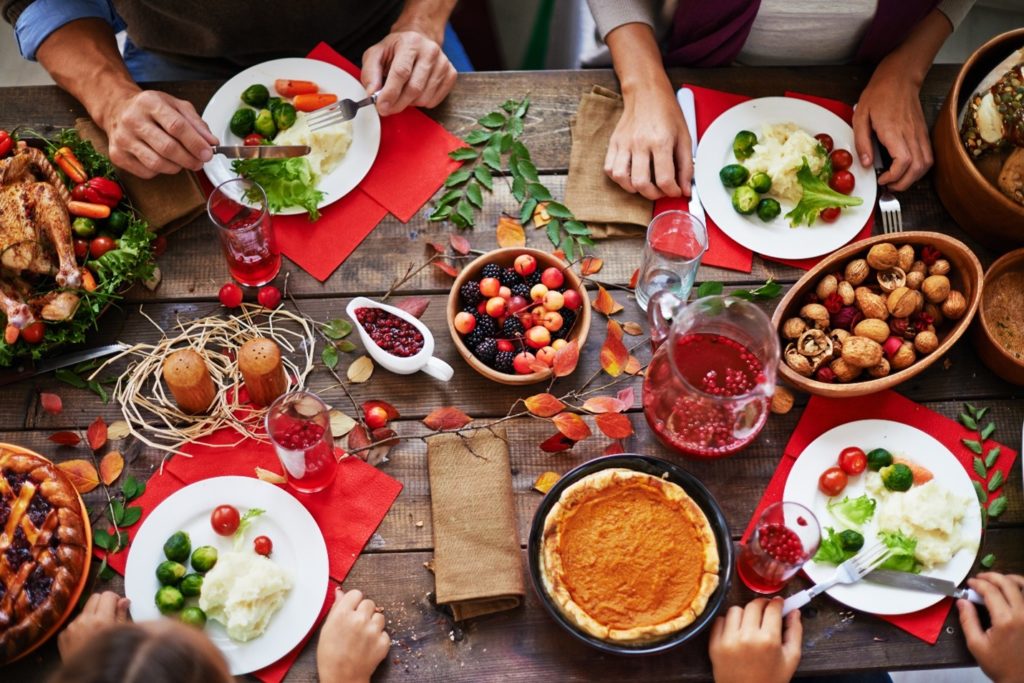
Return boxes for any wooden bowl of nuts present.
[771,232,983,397]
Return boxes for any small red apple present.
[541,267,564,289]
[530,284,548,302]
[497,339,514,353]
[562,289,582,311]
[525,325,551,349]
[514,254,537,276]
[513,351,537,374]
[485,296,507,318]
[541,311,563,332]
[454,311,476,335]
[543,290,564,311]
[498,285,512,301]
[536,346,556,366]
[365,406,389,430]
[508,295,529,314]
[480,277,501,298]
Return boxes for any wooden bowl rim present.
[975,246,1024,370]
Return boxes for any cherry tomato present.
[814,133,834,154]
[73,238,89,260]
[89,235,116,259]
[211,505,241,536]
[829,170,856,195]
[838,446,867,475]
[820,207,841,223]
[254,535,273,556]
[218,282,243,308]
[257,285,282,309]
[819,467,849,496]
[830,149,853,171]
[21,321,45,345]
[243,134,265,146]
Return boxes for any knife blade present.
[677,88,705,228]
[867,570,984,604]
[212,145,310,159]
[0,343,130,387]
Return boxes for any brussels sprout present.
[71,217,96,238]
[867,448,893,471]
[180,573,204,597]
[254,108,277,139]
[733,130,758,161]
[731,186,759,215]
[105,210,130,236]
[719,163,750,188]
[229,108,256,138]
[155,585,184,614]
[748,171,772,193]
[837,529,865,553]
[163,531,191,563]
[273,102,297,132]
[756,198,782,222]
[180,606,207,628]
[240,84,269,108]
[880,463,914,492]
[155,560,186,586]
[267,96,283,113]
[190,545,218,573]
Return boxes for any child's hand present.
[958,573,1024,683]
[57,591,130,661]
[709,598,802,683]
[318,588,391,683]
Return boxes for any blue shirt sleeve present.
[14,0,123,60]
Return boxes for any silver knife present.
[677,88,705,228]
[0,342,130,386]
[867,569,984,604]
[212,145,310,159]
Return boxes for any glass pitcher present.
[642,293,779,458]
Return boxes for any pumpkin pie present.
[540,468,719,643]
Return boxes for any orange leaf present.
[449,232,471,255]
[423,406,472,430]
[552,249,568,263]
[395,297,430,319]
[629,268,640,289]
[362,400,401,421]
[603,441,626,456]
[539,433,576,453]
[432,260,460,278]
[49,431,81,446]
[596,413,634,440]
[57,459,99,493]
[581,396,627,414]
[599,320,629,377]
[40,392,63,415]
[524,393,565,418]
[496,215,526,248]
[528,358,550,373]
[533,471,560,494]
[533,202,552,227]
[617,387,636,409]
[592,285,623,316]
[622,321,643,336]
[87,416,107,451]
[625,356,644,375]
[255,466,287,484]
[552,340,580,378]
[580,257,603,276]
[99,451,124,486]
[552,412,592,441]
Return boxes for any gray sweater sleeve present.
[585,0,658,39]
[937,0,975,30]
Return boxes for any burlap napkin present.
[563,86,653,238]
[75,119,206,234]
[427,428,524,620]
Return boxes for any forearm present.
[606,23,673,102]
[392,0,457,44]
[874,8,953,88]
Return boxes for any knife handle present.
[959,588,985,606]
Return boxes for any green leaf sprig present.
[321,318,355,370]
[958,403,1007,526]
[696,279,783,301]
[92,474,146,580]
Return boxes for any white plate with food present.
[694,97,876,260]
[202,57,381,216]
[783,419,981,615]
[124,476,329,675]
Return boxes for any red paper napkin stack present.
[744,391,1018,643]
[654,85,874,273]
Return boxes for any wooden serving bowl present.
[932,28,1024,251]
[447,247,591,385]
[972,247,1024,385]
[772,232,983,397]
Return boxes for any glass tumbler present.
[635,209,708,311]
[737,501,821,594]
[208,178,281,287]
[266,391,337,494]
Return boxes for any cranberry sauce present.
[273,420,326,451]
[355,307,424,358]
[757,523,806,564]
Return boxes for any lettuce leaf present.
[785,157,864,227]
[813,527,855,565]
[826,494,877,530]
[878,530,920,573]
[231,157,325,221]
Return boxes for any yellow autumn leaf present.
[347,356,374,383]
[106,420,131,440]
[533,471,560,494]
[255,467,287,484]
[496,215,526,247]
[532,202,552,227]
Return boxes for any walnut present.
[770,386,795,414]
[816,274,839,300]
[924,303,945,326]
[845,258,870,286]
[800,303,830,329]
[782,317,808,339]
[941,290,967,320]
[830,357,863,382]
[829,328,850,354]
[867,243,899,270]
[929,258,951,276]
[922,275,951,304]
[909,260,928,275]
[841,335,884,369]
[837,280,855,306]
[887,286,919,318]
[867,357,891,378]
[897,244,915,272]
[855,287,888,320]
[853,318,891,344]
[784,343,813,376]
[905,270,925,290]
[876,267,906,293]
[891,341,917,370]
[796,329,833,358]
[914,330,939,354]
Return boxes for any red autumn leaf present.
[362,400,401,421]
[599,320,629,377]
[496,215,526,248]
[87,417,107,452]
[581,396,627,414]
[592,285,623,316]
[596,413,634,440]
[524,393,565,418]
[449,232,471,255]
[580,257,604,276]
[553,340,580,377]
[423,406,472,430]
[603,441,626,456]
[552,249,567,263]
[552,412,592,441]
[528,358,550,374]
[367,427,399,466]
[40,392,63,415]
[617,387,636,409]
[629,269,640,289]
[539,433,576,453]
[99,451,124,486]
[428,241,446,254]
[622,321,644,336]
[433,260,460,278]
[625,356,644,375]
[348,424,371,456]
[57,459,99,493]
[49,431,81,446]
[395,297,430,319]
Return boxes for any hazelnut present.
[905,271,925,290]
[909,260,928,275]
[841,335,884,369]
[887,286,918,318]
[867,243,899,270]
[830,357,862,383]
[929,258,951,276]
[844,259,870,286]
[914,330,939,354]
[784,344,813,376]
[855,287,888,320]
[829,328,850,354]
[796,329,833,358]
[837,280,855,306]
[800,303,830,329]
[816,274,839,300]
[782,317,808,340]
[876,267,907,293]
[853,318,891,344]
[770,386,795,415]
[924,303,945,327]
[897,244,915,272]
[891,341,917,370]
[921,275,950,304]
[941,290,967,320]
[867,357,891,378]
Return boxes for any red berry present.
[365,405,389,429]
[219,282,243,308]
[253,535,273,556]
[257,285,282,308]
[496,339,514,353]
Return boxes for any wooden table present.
[3,65,1022,681]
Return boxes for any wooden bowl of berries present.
[448,248,592,385]
[771,232,982,397]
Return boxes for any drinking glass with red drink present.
[208,178,281,287]
[737,501,821,594]
[266,391,337,494]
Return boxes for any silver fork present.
[781,541,892,616]
[873,136,903,233]
[307,90,380,132]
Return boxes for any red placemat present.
[654,85,874,273]
[743,392,1018,643]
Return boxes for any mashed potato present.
[274,111,353,176]
[743,123,825,204]
[199,550,292,642]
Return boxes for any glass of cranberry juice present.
[266,391,337,494]
[737,501,820,594]
[208,178,281,287]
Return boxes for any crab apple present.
[541,311,564,332]
[552,339,569,351]
[530,284,549,302]
[454,311,476,335]
[496,339,515,353]
[365,406,389,430]
[525,325,551,349]
[508,295,529,314]
[531,305,547,319]
[536,346,557,366]
[541,267,564,289]
[514,254,537,276]
[480,277,501,298]
[485,296,507,318]
[543,290,565,311]
[476,300,488,315]
[520,312,535,329]
[499,285,512,300]
[562,288,582,311]
[513,351,537,374]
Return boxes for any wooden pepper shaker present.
[162,348,216,414]
[238,337,287,406]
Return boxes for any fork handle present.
[781,578,837,616]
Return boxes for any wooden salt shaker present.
[162,348,216,414]
[238,337,287,406]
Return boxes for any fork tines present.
[851,541,892,575]
[307,105,345,132]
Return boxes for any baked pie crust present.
[540,468,719,643]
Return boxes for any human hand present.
[57,591,130,661]
[958,573,1024,683]
[317,588,391,683]
[361,31,457,116]
[100,89,218,178]
[709,598,802,683]
[605,86,692,201]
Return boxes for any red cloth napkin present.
[654,85,874,273]
[743,392,1018,643]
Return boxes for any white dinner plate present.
[783,419,981,615]
[694,97,877,260]
[124,476,329,675]
[202,57,381,215]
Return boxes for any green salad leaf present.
[878,530,920,573]
[784,157,864,227]
[826,494,877,530]
[231,157,324,220]
[814,527,861,565]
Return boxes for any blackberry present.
[474,314,497,337]
[511,282,531,299]
[499,267,519,287]
[459,281,482,306]
[464,328,485,349]
[526,271,542,287]
[502,316,525,338]
[462,303,479,315]
[481,263,503,280]
[554,309,577,340]
[473,338,498,365]
[494,350,515,373]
